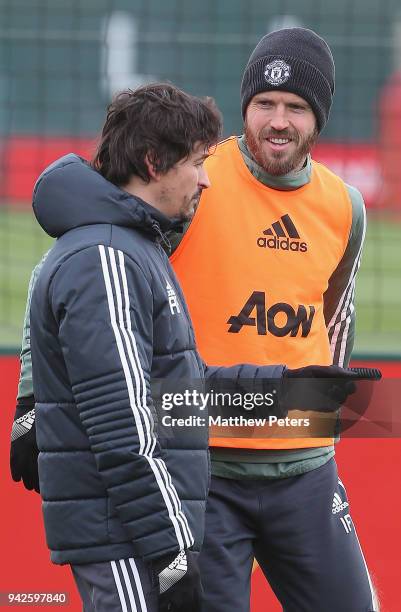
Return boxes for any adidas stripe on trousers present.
[71,557,158,612]
[198,458,378,612]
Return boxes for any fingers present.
[24,462,40,492]
[11,470,22,483]
[10,455,22,483]
[10,455,40,492]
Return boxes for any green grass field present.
[0,206,53,347]
[1,205,400,355]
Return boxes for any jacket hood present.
[33,154,174,238]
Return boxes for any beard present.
[244,122,319,176]
[177,189,202,222]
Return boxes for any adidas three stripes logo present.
[257,214,308,252]
[263,214,300,239]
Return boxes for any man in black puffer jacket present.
[29,84,290,612]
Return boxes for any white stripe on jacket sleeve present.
[327,206,366,366]
[115,248,193,547]
[98,245,193,551]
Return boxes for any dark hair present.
[93,83,222,185]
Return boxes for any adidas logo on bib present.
[257,214,308,252]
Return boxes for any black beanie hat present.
[240,28,335,132]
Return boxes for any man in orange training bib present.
[170,28,379,611]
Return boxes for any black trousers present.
[199,459,377,612]
[71,557,158,612]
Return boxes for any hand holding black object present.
[282,365,358,413]
[10,395,40,493]
[153,550,202,612]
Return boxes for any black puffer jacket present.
[30,154,284,565]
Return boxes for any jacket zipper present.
[151,221,172,255]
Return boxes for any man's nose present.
[198,166,211,189]
[269,107,290,131]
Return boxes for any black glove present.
[10,396,40,493]
[152,550,202,612]
[282,365,358,413]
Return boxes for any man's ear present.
[145,153,160,181]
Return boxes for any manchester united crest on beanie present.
[240,28,335,132]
